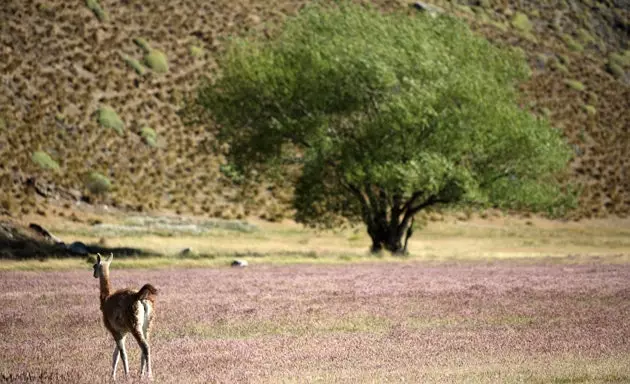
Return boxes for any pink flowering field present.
[1,261,629,383]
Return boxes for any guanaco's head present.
[93,253,113,278]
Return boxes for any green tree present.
[195,3,575,254]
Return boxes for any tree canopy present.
[196,2,576,253]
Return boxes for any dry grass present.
[1,262,629,383]
[0,0,628,221]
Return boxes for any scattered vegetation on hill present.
[0,0,628,222]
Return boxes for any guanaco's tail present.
[136,284,158,301]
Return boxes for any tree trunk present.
[367,216,413,255]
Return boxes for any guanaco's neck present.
[99,265,112,306]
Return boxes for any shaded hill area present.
[0,0,628,221]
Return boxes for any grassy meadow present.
[1,214,630,382]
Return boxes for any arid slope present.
[0,0,628,220]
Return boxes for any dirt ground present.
[1,261,629,383]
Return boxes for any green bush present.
[511,12,533,33]
[582,104,596,117]
[189,45,204,58]
[86,172,112,194]
[97,106,124,135]
[123,55,146,76]
[577,28,594,45]
[86,0,108,22]
[144,50,169,73]
[140,127,157,147]
[133,38,151,53]
[563,79,585,91]
[32,151,60,172]
[609,51,630,67]
[551,60,569,74]
[606,62,625,78]
[561,34,583,52]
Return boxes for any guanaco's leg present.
[131,327,151,379]
[112,334,129,379]
[111,344,119,379]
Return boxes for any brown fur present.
[93,253,157,379]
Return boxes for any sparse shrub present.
[475,0,491,8]
[140,127,157,147]
[489,20,508,32]
[608,51,630,68]
[535,53,548,66]
[133,38,151,53]
[32,151,60,172]
[189,45,204,58]
[541,108,552,117]
[561,34,583,52]
[86,0,108,22]
[563,79,585,91]
[85,172,112,194]
[577,28,594,45]
[557,54,570,65]
[551,59,569,74]
[123,55,147,76]
[582,104,596,117]
[511,12,532,33]
[456,5,474,15]
[97,106,124,135]
[144,50,169,73]
[219,163,245,184]
[605,62,625,79]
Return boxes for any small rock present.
[410,2,443,15]
[231,259,248,268]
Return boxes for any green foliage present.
[144,50,169,73]
[563,79,585,91]
[609,51,630,67]
[189,45,204,58]
[576,28,594,45]
[86,0,108,22]
[140,127,157,147]
[607,51,629,78]
[133,38,152,53]
[219,163,245,184]
[123,55,146,76]
[561,34,584,52]
[196,2,575,234]
[32,151,60,172]
[97,106,124,135]
[476,0,492,8]
[606,62,625,78]
[511,12,533,33]
[85,172,112,194]
[551,60,569,74]
[582,104,596,117]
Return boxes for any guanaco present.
[93,253,158,380]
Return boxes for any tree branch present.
[398,194,450,233]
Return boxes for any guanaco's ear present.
[96,253,102,264]
[107,253,114,263]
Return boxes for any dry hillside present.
[0,0,628,221]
